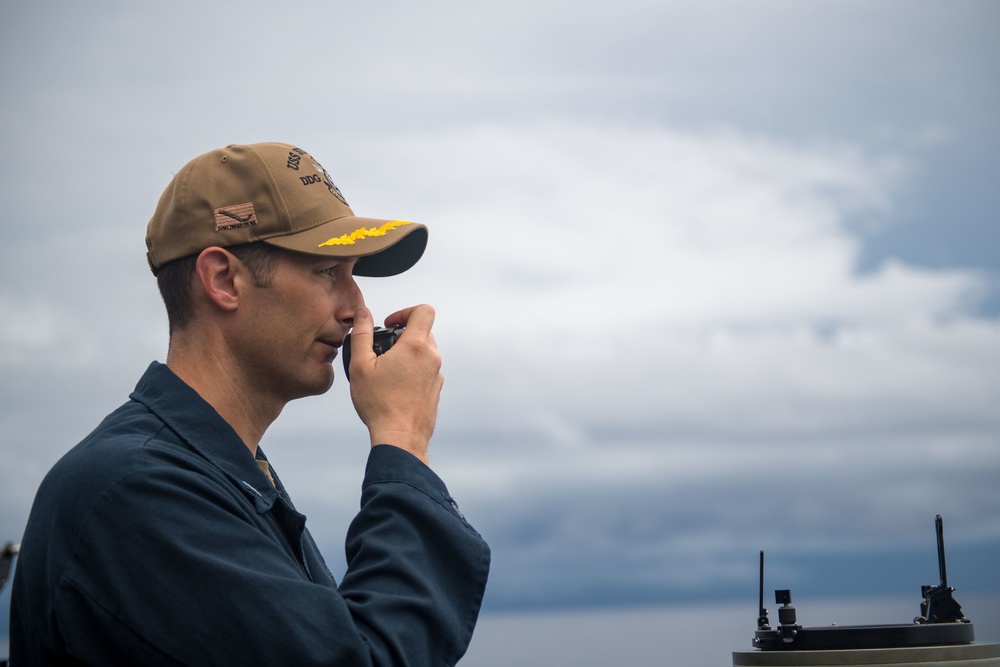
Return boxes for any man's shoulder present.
[36,362,265,517]
[39,399,182,498]
[19,397,211,569]
[56,361,220,484]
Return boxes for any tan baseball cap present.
[145,142,427,277]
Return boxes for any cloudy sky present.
[2,0,998,660]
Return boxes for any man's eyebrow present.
[313,257,361,271]
[312,255,359,265]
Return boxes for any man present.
[9,142,490,665]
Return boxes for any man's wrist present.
[369,432,430,466]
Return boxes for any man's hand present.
[347,305,443,465]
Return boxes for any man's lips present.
[318,339,343,358]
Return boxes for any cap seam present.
[246,144,291,243]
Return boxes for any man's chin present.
[315,371,336,395]
[292,368,335,400]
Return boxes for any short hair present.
[156,242,281,335]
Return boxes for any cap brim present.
[263,216,427,277]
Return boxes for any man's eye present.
[317,260,356,277]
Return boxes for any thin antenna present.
[759,550,765,613]
[935,515,948,588]
[757,550,770,630]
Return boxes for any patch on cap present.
[318,220,414,247]
[214,202,258,231]
[309,161,349,206]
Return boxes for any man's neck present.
[166,338,281,457]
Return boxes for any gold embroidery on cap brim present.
[318,220,412,247]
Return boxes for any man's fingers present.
[349,307,376,367]
[384,304,436,335]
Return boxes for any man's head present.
[147,142,428,333]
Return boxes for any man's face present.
[232,249,364,403]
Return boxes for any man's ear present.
[194,247,243,313]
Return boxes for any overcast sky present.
[2,0,998,657]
